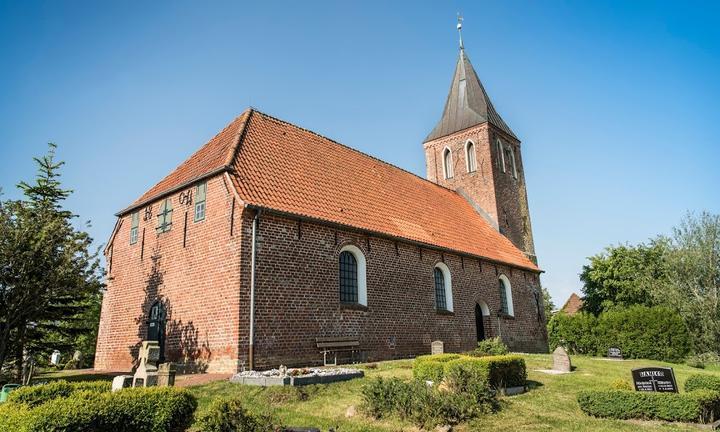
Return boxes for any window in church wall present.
[505,146,517,179]
[443,147,454,179]
[498,274,514,316]
[129,211,139,245]
[496,139,506,173]
[466,140,477,173]
[339,245,367,306]
[434,262,453,312]
[156,198,173,234]
[194,181,207,222]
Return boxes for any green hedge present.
[577,389,720,423]
[548,306,691,362]
[413,354,526,388]
[685,374,720,393]
[8,380,111,407]
[0,387,197,432]
[194,397,274,432]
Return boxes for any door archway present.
[475,302,490,342]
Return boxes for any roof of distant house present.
[118,109,538,272]
[561,293,584,315]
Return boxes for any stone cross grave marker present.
[132,340,160,387]
[431,340,444,355]
[632,367,678,392]
[552,346,572,372]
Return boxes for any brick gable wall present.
[95,174,244,373]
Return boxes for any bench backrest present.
[316,336,360,348]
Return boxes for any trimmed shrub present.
[0,387,197,432]
[685,374,720,393]
[413,353,461,382]
[413,354,526,389]
[577,389,720,423]
[8,380,111,407]
[194,397,275,432]
[469,337,509,357]
[548,306,691,362]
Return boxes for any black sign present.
[608,347,623,359]
[631,367,678,393]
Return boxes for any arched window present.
[498,274,514,316]
[496,139,506,173]
[433,263,454,312]
[506,146,517,178]
[442,148,454,179]
[465,141,477,173]
[339,245,367,306]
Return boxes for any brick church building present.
[95,41,548,373]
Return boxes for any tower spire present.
[457,13,464,50]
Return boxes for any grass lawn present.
[187,354,720,431]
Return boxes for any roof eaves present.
[244,203,541,273]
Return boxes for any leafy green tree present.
[580,241,668,315]
[657,212,720,354]
[542,286,556,320]
[0,144,103,375]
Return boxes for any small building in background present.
[560,293,584,315]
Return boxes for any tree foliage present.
[0,144,103,377]
[580,241,668,315]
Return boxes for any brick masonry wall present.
[95,174,244,373]
[242,211,548,370]
[424,124,536,261]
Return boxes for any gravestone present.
[157,363,176,387]
[132,340,160,387]
[552,346,572,372]
[607,347,623,359]
[631,367,678,393]
[72,350,84,367]
[50,350,61,366]
[431,340,444,355]
[111,375,133,392]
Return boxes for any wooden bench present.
[315,336,360,366]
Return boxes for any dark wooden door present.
[148,302,166,362]
[475,304,485,342]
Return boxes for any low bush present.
[413,354,526,389]
[194,397,275,432]
[548,306,691,362]
[8,380,111,407]
[577,389,720,423]
[413,353,461,382]
[687,352,720,369]
[685,374,720,393]
[361,377,496,428]
[0,387,197,432]
[609,379,632,391]
[469,337,509,357]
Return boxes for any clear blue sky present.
[1,0,718,308]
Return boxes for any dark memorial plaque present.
[631,367,678,393]
[607,347,622,359]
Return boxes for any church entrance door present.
[475,303,485,342]
[148,301,166,363]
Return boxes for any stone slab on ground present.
[534,369,572,375]
[231,367,364,387]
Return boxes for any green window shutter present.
[130,211,139,244]
[156,199,173,233]
[194,182,207,222]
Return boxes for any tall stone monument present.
[552,346,572,372]
[132,340,160,387]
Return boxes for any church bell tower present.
[423,18,537,263]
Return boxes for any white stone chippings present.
[232,367,361,379]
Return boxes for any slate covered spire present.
[425,47,518,142]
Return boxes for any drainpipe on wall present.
[248,208,260,371]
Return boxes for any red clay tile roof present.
[120,108,539,271]
[561,293,583,315]
[122,110,251,211]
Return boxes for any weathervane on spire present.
[457,13,464,50]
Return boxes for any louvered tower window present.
[156,198,173,233]
[194,182,207,222]
[130,211,139,244]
